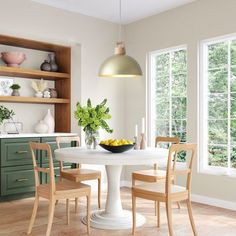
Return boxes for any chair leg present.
[132,175,135,186]
[157,201,160,228]
[166,200,173,236]
[75,198,78,213]
[186,199,197,236]
[55,200,59,205]
[87,194,91,235]
[46,199,56,236]
[98,177,101,209]
[27,195,39,235]
[177,201,181,209]
[155,201,157,216]
[132,194,136,235]
[66,199,70,225]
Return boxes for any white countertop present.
[0,132,78,139]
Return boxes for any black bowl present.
[99,144,135,153]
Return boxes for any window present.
[148,46,187,161]
[200,34,236,176]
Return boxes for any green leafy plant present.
[10,84,21,90]
[0,106,15,125]
[74,98,113,133]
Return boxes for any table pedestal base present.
[82,210,145,230]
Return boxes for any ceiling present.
[32,0,196,24]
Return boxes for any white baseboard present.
[120,181,236,211]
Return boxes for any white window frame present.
[147,45,187,148]
[199,33,236,177]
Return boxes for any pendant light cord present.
[118,0,122,42]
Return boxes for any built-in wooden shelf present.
[0,34,71,132]
[0,96,70,104]
[0,66,70,80]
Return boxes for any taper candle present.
[135,124,138,137]
[141,117,145,133]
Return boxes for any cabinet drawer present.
[1,138,40,167]
[1,166,35,196]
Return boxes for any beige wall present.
[0,0,125,139]
[124,0,236,202]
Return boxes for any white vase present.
[35,120,48,133]
[43,109,55,133]
[35,92,43,98]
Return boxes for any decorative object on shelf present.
[48,53,58,72]
[43,90,50,98]
[0,52,26,67]
[31,79,47,98]
[134,124,139,150]
[4,121,23,134]
[140,118,146,149]
[34,120,48,133]
[74,98,113,149]
[43,109,55,133]
[0,105,15,133]
[40,60,51,71]
[10,83,21,96]
[0,77,13,96]
[98,0,142,78]
[139,133,146,150]
[49,88,58,98]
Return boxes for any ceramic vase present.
[35,91,43,98]
[48,53,58,72]
[11,89,20,96]
[43,109,55,133]
[34,120,48,133]
[40,60,51,71]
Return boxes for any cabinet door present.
[1,166,35,196]
[1,138,40,167]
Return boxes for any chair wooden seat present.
[27,142,91,236]
[133,183,188,201]
[132,143,197,236]
[132,136,181,217]
[132,169,166,182]
[38,181,90,199]
[61,168,101,182]
[56,136,101,210]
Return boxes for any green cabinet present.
[0,136,75,198]
[1,165,35,195]
[0,138,40,167]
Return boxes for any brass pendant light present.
[98,0,142,78]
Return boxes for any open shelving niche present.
[0,34,71,132]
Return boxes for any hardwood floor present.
[0,187,236,236]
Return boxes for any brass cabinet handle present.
[16,178,28,182]
[16,150,28,154]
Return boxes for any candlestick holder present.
[139,133,146,149]
[134,136,139,150]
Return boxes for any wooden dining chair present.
[27,142,91,236]
[132,136,180,221]
[132,143,197,236]
[56,136,101,212]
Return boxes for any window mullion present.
[169,52,172,137]
[227,40,231,171]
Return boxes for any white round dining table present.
[54,147,168,230]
